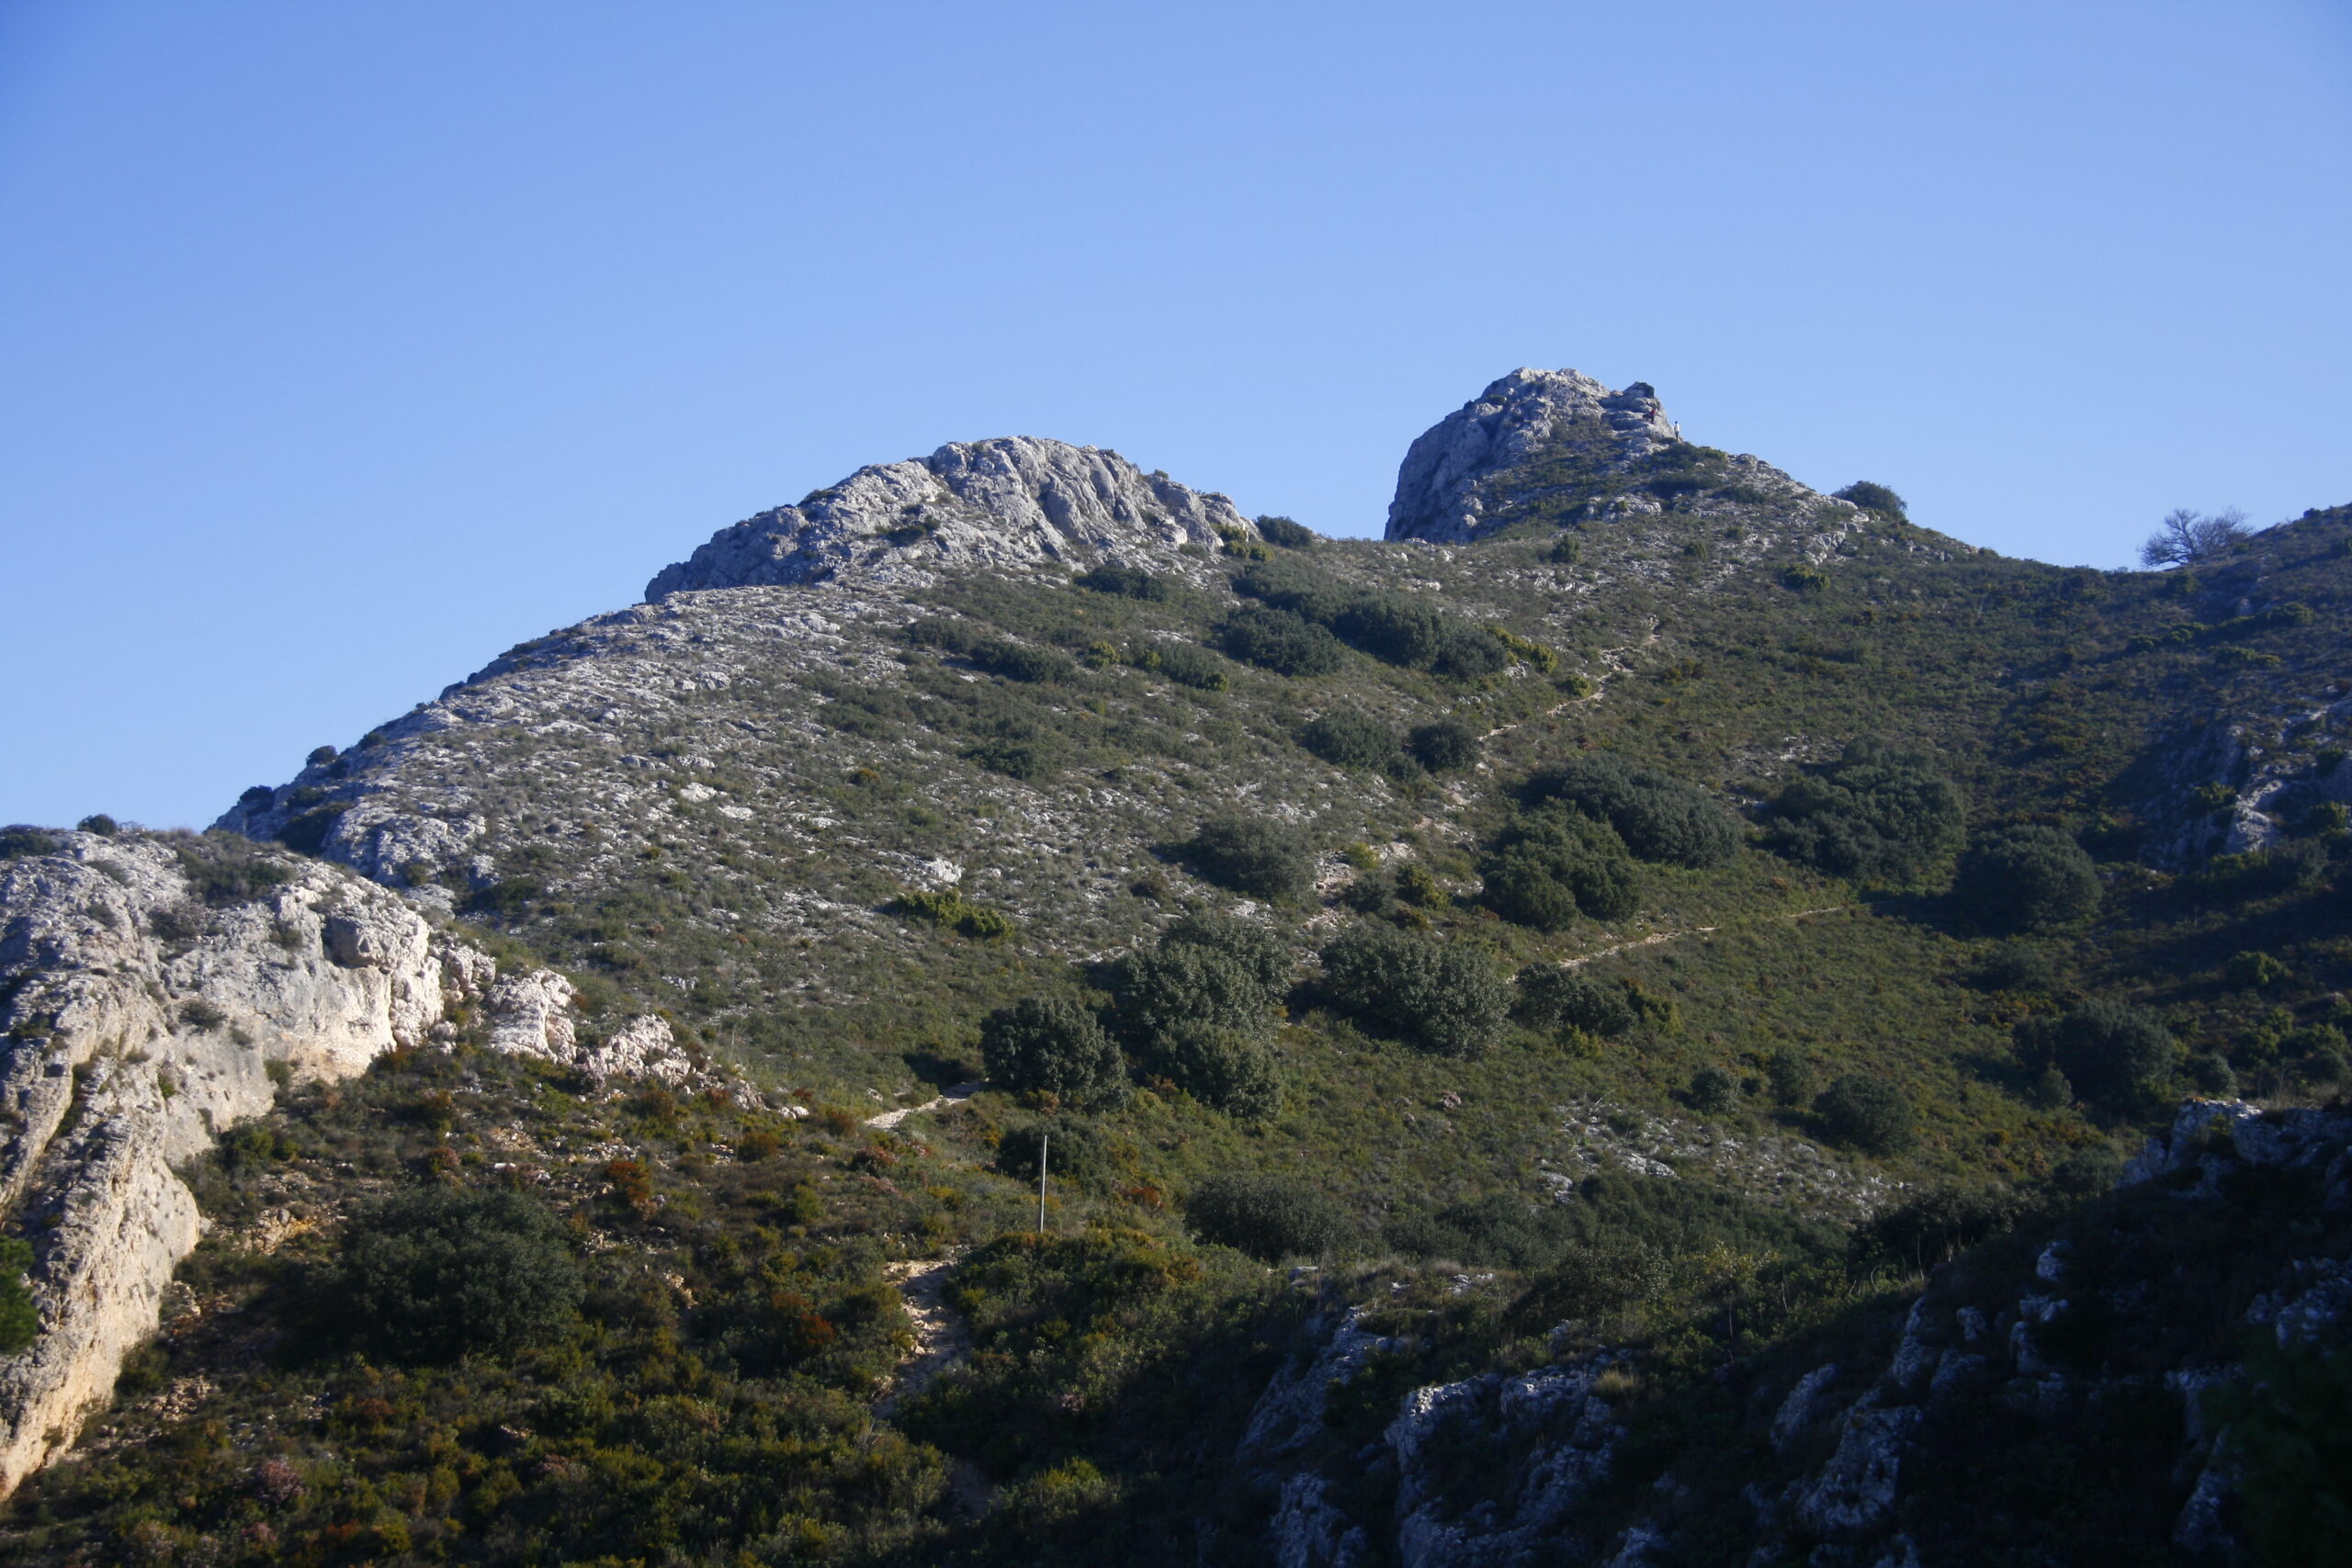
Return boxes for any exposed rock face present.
[0,832,705,1499]
[1385,368,1684,544]
[645,435,1253,598]
[0,833,472,1497]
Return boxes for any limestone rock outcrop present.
[645,435,1253,598]
[0,831,482,1497]
[1386,368,1685,544]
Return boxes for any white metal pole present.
[1037,1131,1048,1235]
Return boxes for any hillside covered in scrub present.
[2,368,2349,1565]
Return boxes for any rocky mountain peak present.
[644,434,1250,600]
[1385,367,1685,544]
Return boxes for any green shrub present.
[1075,564,1176,601]
[1688,1066,1740,1114]
[1408,720,1481,773]
[1833,481,1908,519]
[969,639,1076,683]
[994,1121,1109,1188]
[966,733,1065,782]
[1151,1022,1284,1119]
[1974,941,2061,993]
[0,1238,37,1354]
[2198,838,2328,899]
[1547,536,1583,564]
[1815,1073,1916,1155]
[1527,754,1741,867]
[175,834,296,905]
[1299,710,1400,771]
[277,806,346,856]
[888,888,1015,941]
[2227,950,2291,990]
[1184,815,1313,901]
[1387,1193,1573,1270]
[1511,1233,1669,1327]
[1481,804,1640,930]
[1217,605,1346,675]
[1186,1174,1347,1261]
[1319,922,1509,1057]
[1953,825,2101,931]
[1767,737,1965,886]
[1253,514,1316,548]
[1114,944,1278,1043]
[75,814,118,837]
[978,994,1127,1107]
[1862,1183,2023,1269]
[2015,999,2174,1104]
[1156,910,1295,995]
[1513,965,1635,1037]
[315,1186,582,1363]
[1150,642,1229,691]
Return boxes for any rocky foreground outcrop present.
[0,831,691,1498]
[645,434,1255,597]
[1237,1097,2352,1566]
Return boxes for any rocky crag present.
[0,830,694,1496]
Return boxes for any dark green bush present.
[175,834,296,905]
[1408,720,1481,773]
[1833,481,1908,519]
[1150,1022,1283,1120]
[1114,944,1278,1043]
[1768,738,1964,886]
[2198,838,2329,900]
[0,827,62,861]
[1815,1073,1916,1154]
[1236,565,1509,676]
[1319,922,1509,1057]
[1184,815,1313,901]
[1150,642,1229,691]
[314,1186,582,1363]
[1974,940,2061,993]
[1688,1066,1740,1114]
[1216,605,1346,676]
[1388,1193,1572,1270]
[75,814,118,837]
[2015,999,2173,1104]
[1513,964,1635,1037]
[1862,1183,2023,1269]
[887,888,1015,940]
[0,1238,36,1354]
[994,1121,1109,1189]
[1953,824,2101,931]
[1528,754,1741,867]
[966,733,1065,782]
[1253,514,1316,548]
[1481,804,1640,930]
[277,806,346,855]
[1299,710,1400,771]
[967,638,1075,683]
[978,994,1126,1107]
[1075,564,1176,601]
[1511,1233,1669,1327]
[306,745,339,767]
[1186,1174,1347,1261]
[1156,910,1295,995]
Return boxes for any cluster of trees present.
[903,615,1076,684]
[2014,999,2176,1107]
[1480,754,1740,932]
[1953,824,2101,931]
[979,913,1292,1118]
[311,1187,582,1363]
[1298,711,1482,778]
[1226,559,1513,678]
[1767,738,1965,886]
[1319,920,1510,1057]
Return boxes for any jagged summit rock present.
[1386,367,1688,544]
[646,435,1251,598]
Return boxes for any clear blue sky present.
[3,1,2346,830]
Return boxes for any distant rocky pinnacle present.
[1386,367,1683,545]
[646,435,1253,598]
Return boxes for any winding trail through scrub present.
[1559,902,1867,968]
[878,1258,971,1416]
[865,1081,983,1131]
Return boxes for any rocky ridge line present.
[645,434,1256,598]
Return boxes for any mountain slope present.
[1,370,2348,1563]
